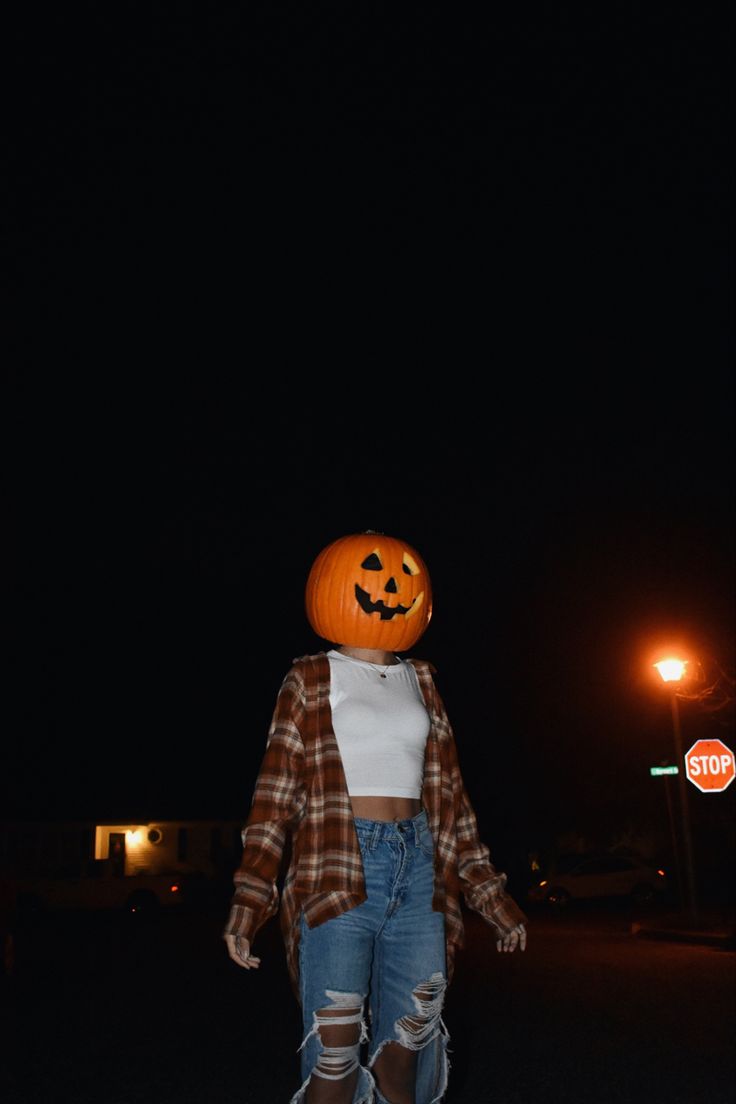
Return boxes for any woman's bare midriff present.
[350,795,422,821]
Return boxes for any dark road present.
[6,7,733,1104]
[2,900,734,1104]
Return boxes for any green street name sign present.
[650,766,679,776]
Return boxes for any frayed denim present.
[290,809,449,1104]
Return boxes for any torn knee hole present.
[299,989,369,1081]
[395,972,447,1050]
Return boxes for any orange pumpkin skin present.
[305,532,432,651]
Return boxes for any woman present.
[223,532,527,1104]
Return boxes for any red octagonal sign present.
[685,739,736,793]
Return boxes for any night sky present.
[9,7,734,881]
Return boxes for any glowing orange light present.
[653,658,688,683]
[657,869,665,877]
[538,880,548,887]
[169,884,179,893]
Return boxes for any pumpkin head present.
[305,532,432,651]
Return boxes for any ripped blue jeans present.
[291,808,449,1104]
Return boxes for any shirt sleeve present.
[442,694,528,935]
[222,667,307,945]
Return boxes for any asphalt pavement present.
[1,898,734,1104]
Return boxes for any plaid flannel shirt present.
[223,652,527,998]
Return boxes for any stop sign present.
[685,739,736,792]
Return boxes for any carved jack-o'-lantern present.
[305,532,432,651]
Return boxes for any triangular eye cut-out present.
[361,552,382,571]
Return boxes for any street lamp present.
[653,657,699,925]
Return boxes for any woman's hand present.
[496,923,527,953]
[224,933,262,969]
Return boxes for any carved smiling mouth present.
[355,585,425,621]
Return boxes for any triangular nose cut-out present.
[384,577,398,594]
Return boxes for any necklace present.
[336,648,397,678]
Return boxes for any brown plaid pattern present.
[223,653,527,997]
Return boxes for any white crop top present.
[327,649,431,798]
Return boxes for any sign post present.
[669,693,699,924]
[650,764,682,905]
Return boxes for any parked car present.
[527,852,668,907]
[11,867,189,920]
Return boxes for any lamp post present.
[653,658,699,926]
